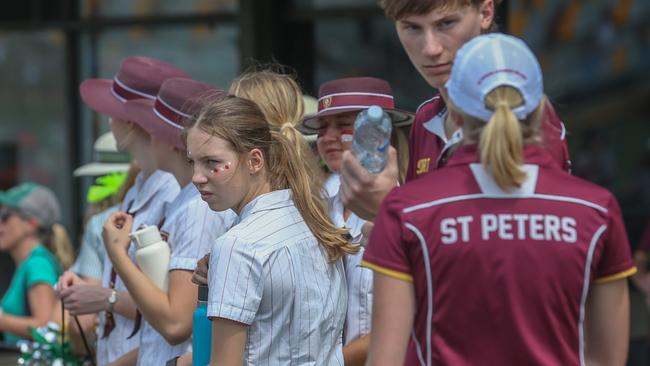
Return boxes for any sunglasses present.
[0,207,23,223]
[0,207,31,224]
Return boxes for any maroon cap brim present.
[298,107,414,135]
[80,79,139,122]
[124,99,185,149]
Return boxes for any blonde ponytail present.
[472,86,526,190]
[279,123,326,196]
[451,86,545,190]
[44,223,74,269]
[269,130,358,262]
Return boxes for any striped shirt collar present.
[235,189,294,224]
[129,170,178,213]
[325,174,365,242]
[168,183,198,211]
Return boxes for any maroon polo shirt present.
[405,94,571,181]
[363,144,635,366]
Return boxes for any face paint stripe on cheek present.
[341,129,353,143]
[211,161,232,174]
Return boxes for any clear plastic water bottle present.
[351,105,392,173]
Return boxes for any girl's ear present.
[247,148,265,174]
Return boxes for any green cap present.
[0,182,61,227]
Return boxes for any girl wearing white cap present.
[102,78,236,365]
[185,95,357,365]
[363,34,635,366]
[0,183,73,345]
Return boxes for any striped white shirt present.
[207,189,347,365]
[96,170,179,366]
[69,206,118,281]
[137,184,236,365]
[325,174,373,345]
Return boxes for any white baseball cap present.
[73,132,131,177]
[445,33,543,123]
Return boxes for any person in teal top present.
[0,183,71,345]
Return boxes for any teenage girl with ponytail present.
[191,69,324,286]
[0,182,73,344]
[363,34,635,366]
[186,95,357,365]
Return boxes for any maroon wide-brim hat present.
[80,56,190,123]
[124,77,224,149]
[299,77,414,135]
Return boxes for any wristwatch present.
[107,290,118,312]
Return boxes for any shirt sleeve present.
[25,255,59,288]
[593,196,637,284]
[168,200,234,272]
[70,212,107,280]
[344,249,373,342]
[207,235,264,325]
[361,190,413,282]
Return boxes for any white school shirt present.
[325,174,373,345]
[96,170,180,366]
[69,206,118,281]
[137,184,236,365]
[207,189,347,365]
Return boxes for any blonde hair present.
[190,96,358,262]
[454,86,543,190]
[41,224,74,270]
[229,69,325,194]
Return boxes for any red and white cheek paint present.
[211,162,231,174]
[341,129,354,143]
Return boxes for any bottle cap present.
[198,284,209,302]
[367,105,383,121]
[129,225,163,249]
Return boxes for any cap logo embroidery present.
[477,69,528,85]
[322,97,332,109]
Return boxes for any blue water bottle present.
[193,284,211,366]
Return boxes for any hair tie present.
[280,122,295,131]
[494,100,511,109]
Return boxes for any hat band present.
[111,78,157,103]
[318,94,395,114]
[95,150,131,164]
[153,99,189,130]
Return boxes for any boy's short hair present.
[380,0,502,29]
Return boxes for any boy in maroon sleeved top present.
[362,33,635,366]
[339,0,570,221]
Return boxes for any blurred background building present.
[0,0,649,363]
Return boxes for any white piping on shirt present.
[578,225,607,366]
[405,223,433,366]
[402,193,608,215]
